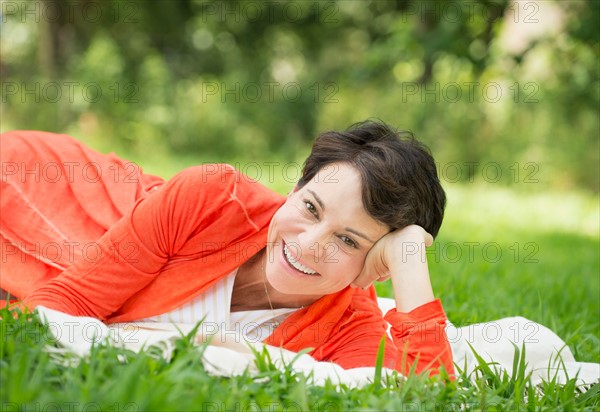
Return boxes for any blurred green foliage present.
[1,0,598,191]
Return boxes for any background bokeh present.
[1,0,599,360]
[1,0,598,191]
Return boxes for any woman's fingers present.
[351,239,388,289]
[351,271,390,289]
[350,264,373,289]
[377,273,392,282]
[423,231,433,247]
[350,224,433,290]
[350,266,376,289]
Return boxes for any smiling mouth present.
[283,242,320,276]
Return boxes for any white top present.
[138,269,297,342]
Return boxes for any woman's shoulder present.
[170,164,278,191]
[167,163,286,208]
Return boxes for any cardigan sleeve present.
[384,299,455,376]
[22,165,239,320]
[312,292,455,377]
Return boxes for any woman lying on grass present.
[0,120,454,377]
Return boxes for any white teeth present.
[283,244,318,275]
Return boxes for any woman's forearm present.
[389,235,435,313]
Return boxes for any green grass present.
[438,184,599,365]
[2,307,598,411]
[2,152,599,411]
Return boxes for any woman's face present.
[266,162,389,296]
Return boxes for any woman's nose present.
[296,227,329,263]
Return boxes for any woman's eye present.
[340,236,357,248]
[304,200,318,216]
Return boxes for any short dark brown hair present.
[298,120,446,238]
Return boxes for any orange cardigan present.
[0,130,454,376]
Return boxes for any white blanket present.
[36,299,599,389]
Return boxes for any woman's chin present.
[266,272,304,295]
[267,271,349,299]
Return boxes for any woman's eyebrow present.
[307,189,375,243]
[345,227,375,243]
[307,189,325,210]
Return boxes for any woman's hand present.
[351,224,436,313]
